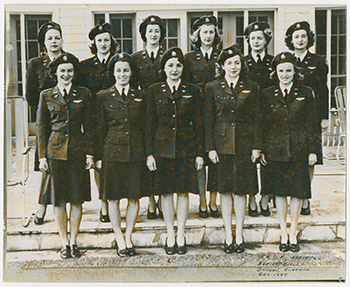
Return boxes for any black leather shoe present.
[209,205,221,218]
[100,209,110,223]
[34,215,44,225]
[259,201,271,217]
[147,208,157,219]
[177,238,187,255]
[60,245,71,259]
[235,237,245,253]
[127,246,137,256]
[223,241,235,254]
[199,207,209,218]
[112,239,129,257]
[165,238,177,255]
[70,244,82,258]
[300,200,311,215]
[279,237,290,252]
[248,205,259,217]
[289,241,300,252]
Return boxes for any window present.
[316,8,346,109]
[9,14,51,122]
[160,19,180,50]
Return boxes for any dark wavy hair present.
[285,29,315,51]
[270,63,304,82]
[216,45,247,79]
[89,33,120,55]
[107,53,137,85]
[190,25,221,50]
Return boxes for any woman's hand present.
[195,156,204,171]
[308,153,317,166]
[260,153,267,165]
[39,158,49,173]
[96,160,102,171]
[86,157,95,170]
[251,150,261,163]
[209,150,219,164]
[147,155,157,171]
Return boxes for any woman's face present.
[291,29,308,51]
[94,32,111,55]
[114,61,132,86]
[44,29,62,53]
[56,63,74,85]
[199,24,216,47]
[249,30,266,53]
[276,62,294,85]
[145,24,161,45]
[223,55,241,79]
[164,58,183,82]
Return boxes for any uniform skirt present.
[154,157,198,195]
[216,154,258,195]
[206,157,219,192]
[261,160,311,199]
[39,158,91,206]
[100,160,147,201]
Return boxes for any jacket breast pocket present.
[215,126,226,136]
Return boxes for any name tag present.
[134,98,143,102]
[296,97,305,101]
[73,100,82,103]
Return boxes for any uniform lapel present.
[286,85,299,103]
[195,49,210,68]
[159,82,175,100]
[273,87,287,103]
[125,87,136,104]
[51,86,67,105]
[176,83,187,99]
[110,86,124,103]
[217,80,233,96]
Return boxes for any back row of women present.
[26,14,328,259]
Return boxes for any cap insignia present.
[63,55,68,61]
[205,17,210,23]
[296,23,301,29]
[254,24,259,30]
[98,26,103,31]
[151,17,155,22]
[47,25,52,29]
[281,54,286,59]
[119,53,124,58]
[228,49,233,54]
[171,51,177,57]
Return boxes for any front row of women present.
[37,45,317,259]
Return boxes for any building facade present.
[5,4,346,122]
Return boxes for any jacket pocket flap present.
[215,126,226,136]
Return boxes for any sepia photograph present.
[2,0,347,284]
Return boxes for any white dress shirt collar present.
[146,46,160,58]
[225,76,240,89]
[251,50,266,62]
[115,84,130,96]
[200,47,213,59]
[58,83,72,96]
[279,83,293,96]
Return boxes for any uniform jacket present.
[80,54,116,97]
[205,78,260,156]
[95,86,146,162]
[131,47,165,90]
[298,51,329,121]
[145,81,205,159]
[37,85,94,160]
[260,84,318,162]
[25,54,57,111]
[244,53,275,90]
[183,48,220,90]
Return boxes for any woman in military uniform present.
[25,22,66,225]
[285,21,329,216]
[37,53,94,259]
[145,47,204,255]
[260,52,318,252]
[80,23,119,223]
[205,45,261,254]
[243,21,274,217]
[95,53,146,257]
[184,15,221,219]
[131,15,166,219]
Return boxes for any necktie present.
[297,57,301,63]
[257,54,262,64]
[63,88,68,97]
[102,58,105,64]
[284,88,288,98]
[172,85,176,96]
[230,82,235,93]
[205,52,209,62]
[151,51,155,62]
[121,88,126,101]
